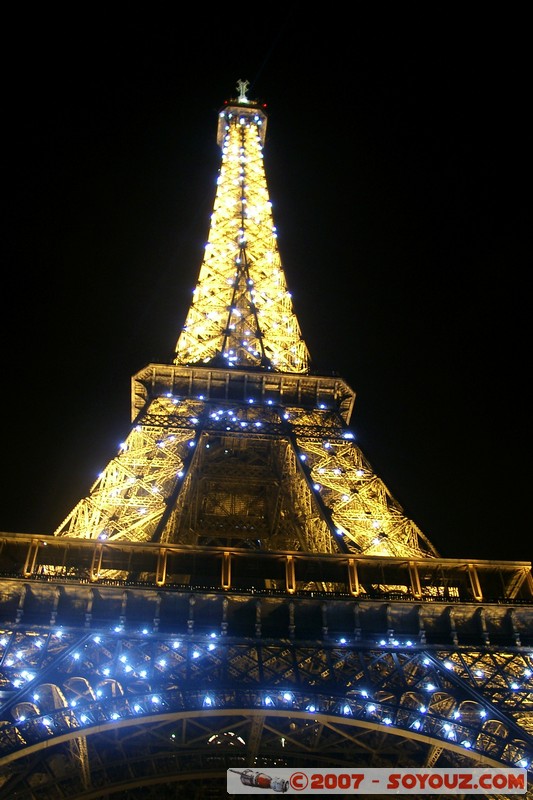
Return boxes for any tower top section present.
[216,79,268,147]
[174,81,310,373]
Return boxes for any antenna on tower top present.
[236,79,250,102]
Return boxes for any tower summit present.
[175,79,310,373]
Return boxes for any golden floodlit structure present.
[0,82,532,799]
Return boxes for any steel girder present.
[0,601,532,799]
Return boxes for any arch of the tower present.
[0,701,526,796]
[1,632,531,795]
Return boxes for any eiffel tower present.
[0,81,532,799]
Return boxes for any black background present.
[1,10,530,561]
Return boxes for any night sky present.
[1,11,530,562]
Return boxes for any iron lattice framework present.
[0,82,532,799]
